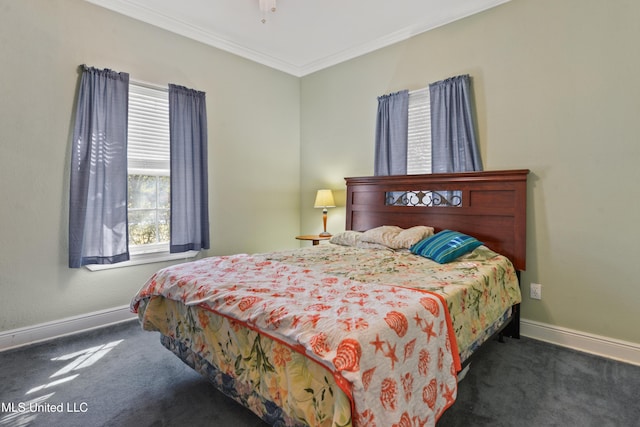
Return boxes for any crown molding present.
[86,0,511,77]
[298,0,512,76]
[85,0,302,75]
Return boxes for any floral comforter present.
[131,244,520,426]
[265,244,521,361]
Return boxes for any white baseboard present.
[2,310,639,367]
[521,318,640,367]
[0,305,137,352]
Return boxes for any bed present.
[131,169,529,427]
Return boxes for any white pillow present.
[329,230,363,247]
[360,225,434,250]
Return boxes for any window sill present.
[85,250,199,271]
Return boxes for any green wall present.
[2,0,639,348]
[300,0,640,344]
[0,0,300,331]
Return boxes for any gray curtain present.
[430,75,482,173]
[168,84,210,253]
[69,66,130,268]
[374,90,409,176]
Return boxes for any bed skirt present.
[161,334,307,427]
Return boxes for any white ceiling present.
[86,0,510,77]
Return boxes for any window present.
[385,87,456,208]
[72,68,207,271]
[127,82,170,255]
[407,87,431,174]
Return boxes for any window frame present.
[127,80,171,258]
[127,167,171,256]
[85,79,199,271]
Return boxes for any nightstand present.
[295,235,331,246]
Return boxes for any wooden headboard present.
[345,169,529,271]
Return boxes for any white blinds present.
[127,82,170,172]
[407,87,431,175]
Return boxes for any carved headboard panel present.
[345,170,529,270]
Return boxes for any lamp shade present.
[314,189,335,208]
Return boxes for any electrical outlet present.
[530,283,542,300]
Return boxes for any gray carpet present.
[0,320,638,427]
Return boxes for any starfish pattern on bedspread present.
[131,254,460,427]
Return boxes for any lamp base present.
[319,231,332,237]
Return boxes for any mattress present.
[132,243,521,426]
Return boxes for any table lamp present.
[314,189,335,237]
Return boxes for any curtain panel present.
[69,66,130,268]
[429,75,482,173]
[168,84,210,253]
[374,90,409,176]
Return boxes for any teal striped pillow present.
[410,230,483,263]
